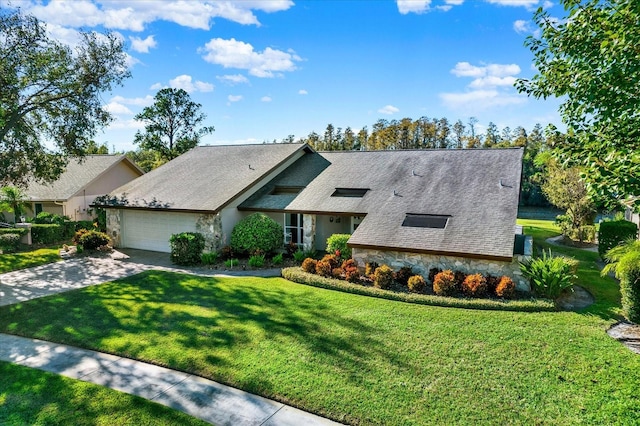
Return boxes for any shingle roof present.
[101,143,308,212]
[287,148,523,259]
[26,155,141,201]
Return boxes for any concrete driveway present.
[0,249,281,307]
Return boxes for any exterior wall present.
[83,161,142,197]
[625,208,640,239]
[29,202,64,218]
[315,214,352,251]
[352,248,531,292]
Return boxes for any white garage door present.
[122,210,199,252]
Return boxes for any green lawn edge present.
[0,247,61,274]
[282,267,556,312]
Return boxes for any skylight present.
[331,188,369,198]
[271,186,303,195]
[402,214,450,229]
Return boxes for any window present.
[35,203,43,215]
[271,186,303,195]
[331,188,369,198]
[285,213,304,245]
[401,214,450,229]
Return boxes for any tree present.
[484,122,498,148]
[0,186,31,223]
[517,0,640,210]
[0,8,130,187]
[134,88,214,162]
[85,141,110,154]
[452,119,466,149]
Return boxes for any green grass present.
[0,254,638,424]
[0,361,209,425]
[0,248,61,273]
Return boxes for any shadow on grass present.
[0,270,400,396]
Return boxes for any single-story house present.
[23,155,144,221]
[98,143,529,289]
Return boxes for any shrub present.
[573,225,596,243]
[224,258,239,268]
[0,228,27,237]
[341,259,360,283]
[394,266,414,287]
[602,240,640,323]
[407,275,426,293]
[365,262,379,277]
[485,274,500,296]
[428,267,442,284]
[31,224,64,245]
[326,234,351,260]
[374,265,394,289]
[169,232,205,266]
[302,258,317,273]
[454,270,467,288]
[320,254,340,270]
[332,268,344,279]
[33,212,66,225]
[78,230,111,250]
[271,253,284,265]
[433,270,457,296]
[462,273,488,298]
[315,259,332,277]
[496,276,516,299]
[220,245,233,260]
[285,241,298,258]
[201,251,219,265]
[520,250,577,299]
[73,229,90,245]
[293,249,306,263]
[248,254,266,268]
[230,213,283,255]
[0,233,21,253]
[598,220,639,260]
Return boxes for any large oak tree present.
[516,0,640,210]
[0,8,130,187]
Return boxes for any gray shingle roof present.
[26,155,141,201]
[287,148,523,259]
[101,143,307,212]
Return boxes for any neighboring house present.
[625,207,640,238]
[99,143,528,289]
[24,155,144,221]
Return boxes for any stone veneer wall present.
[352,247,531,292]
[196,213,223,252]
[106,209,122,247]
[302,214,316,252]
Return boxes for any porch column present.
[302,214,316,252]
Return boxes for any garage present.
[121,210,199,252]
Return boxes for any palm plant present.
[602,239,640,323]
[0,186,32,223]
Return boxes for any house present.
[99,143,528,289]
[24,155,144,221]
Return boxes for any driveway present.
[0,249,281,307]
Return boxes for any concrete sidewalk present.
[0,333,342,426]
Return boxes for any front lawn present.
[0,247,61,274]
[0,361,209,425]
[1,262,638,424]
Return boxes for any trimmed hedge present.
[230,213,283,255]
[31,224,64,245]
[281,267,555,312]
[170,232,205,266]
[0,228,28,237]
[0,233,21,253]
[599,220,638,259]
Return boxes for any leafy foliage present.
[0,186,31,223]
[373,265,394,289]
[598,220,638,259]
[495,276,516,299]
[248,254,266,268]
[602,240,640,323]
[520,250,577,299]
[407,275,426,293]
[0,8,130,186]
[77,230,111,250]
[433,270,458,297]
[293,249,306,263]
[31,224,64,245]
[517,0,640,210]
[341,259,360,283]
[0,233,21,253]
[230,213,283,256]
[169,232,205,266]
[271,253,284,266]
[315,259,332,278]
[462,273,488,298]
[325,234,351,260]
[301,258,317,274]
[200,251,218,265]
[393,266,414,287]
[134,88,215,162]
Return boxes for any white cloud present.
[216,74,250,85]
[228,95,243,102]
[261,96,272,102]
[104,102,133,115]
[378,105,400,115]
[485,0,539,7]
[469,75,517,89]
[150,83,164,90]
[440,90,527,109]
[446,0,465,4]
[450,62,521,87]
[169,75,214,93]
[513,19,540,36]
[110,95,155,107]
[22,0,295,31]
[543,1,554,8]
[451,62,486,78]
[129,35,157,53]
[106,118,145,131]
[298,89,308,95]
[397,0,431,14]
[199,38,301,78]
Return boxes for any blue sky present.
[6,0,563,152]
